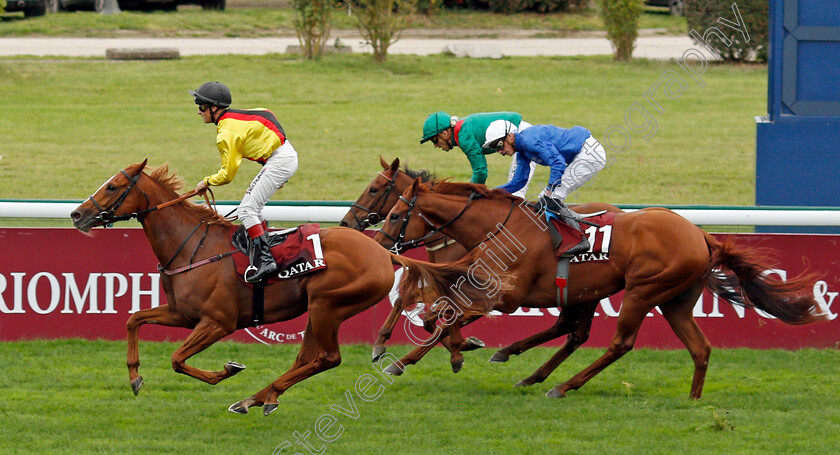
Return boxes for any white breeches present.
[550,136,607,201]
[239,141,298,229]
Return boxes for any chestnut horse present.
[374,178,826,399]
[340,156,622,371]
[340,157,471,368]
[70,160,501,415]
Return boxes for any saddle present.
[230,223,327,285]
[546,211,615,259]
[534,207,616,306]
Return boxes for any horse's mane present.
[147,163,235,226]
[424,179,521,202]
[400,165,436,183]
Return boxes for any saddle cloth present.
[230,223,327,284]
[548,211,616,262]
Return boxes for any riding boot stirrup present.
[245,234,278,283]
[540,195,591,255]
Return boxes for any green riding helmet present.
[420,111,457,144]
[189,81,232,108]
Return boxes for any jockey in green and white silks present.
[420,111,537,198]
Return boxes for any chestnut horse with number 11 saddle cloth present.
[374,178,827,400]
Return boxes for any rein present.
[382,191,516,255]
[382,191,480,254]
[89,168,234,275]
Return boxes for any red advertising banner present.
[1,227,839,349]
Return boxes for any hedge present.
[685,0,768,62]
[443,0,587,13]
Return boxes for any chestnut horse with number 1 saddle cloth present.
[70,160,507,416]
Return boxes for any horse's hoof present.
[489,351,509,363]
[383,362,405,376]
[514,380,531,388]
[371,345,386,363]
[130,376,144,396]
[263,403,279,416]
[225,361,247,375]
[545,388,566,399]
[463,337,485,351]
[451,358,464,374]
[228,400,249,414]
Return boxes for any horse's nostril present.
[70,211,80,221]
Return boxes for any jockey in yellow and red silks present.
[191,81,299,283]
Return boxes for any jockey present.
[420,111,537,198]
[485,120,607,255]
[190,81,299,283]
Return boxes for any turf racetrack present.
[1,340,838,454]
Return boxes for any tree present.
[293,0,334,60]
[352,0,417,62]
[599,0,644,61]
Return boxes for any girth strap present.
[252,281,265,327]
[556,257,571,308]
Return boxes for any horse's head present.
[70,159,150,233]
[374,178,433,253]
[340,156,407,230]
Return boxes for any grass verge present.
[0,55,765,209]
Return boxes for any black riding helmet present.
[189,81,231,108]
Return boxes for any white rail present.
[2,200,840,226]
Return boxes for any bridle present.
[88,169,147,225]
[88,169,204,225]
[348,171,400,229]
[380,190,514,255]
[87,167,232,275]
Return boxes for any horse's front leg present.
[126,304,191,395]
[375,298,483,370]
[515,305,597,388]
[383,316,451,375]
[490,305,587,363]
[442,316,484,373]
[169,316,243,385]
[372,296,405,362]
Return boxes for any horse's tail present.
[390,253,510,320]
[703,232,827,325]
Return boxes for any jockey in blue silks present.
[486,120,608,255]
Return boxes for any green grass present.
[0,55,765,210]
[1,340,838,454]
[0,2,686,37]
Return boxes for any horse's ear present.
[379,155,389,169]
[389,157,400,173]
[139,158,148,172]
[411,177,422,192]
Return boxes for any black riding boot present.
[246,234,278,283]
[540,195,591,255]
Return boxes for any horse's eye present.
[106,184,116,192]
[389,213,400,221]
[369,187,378,194]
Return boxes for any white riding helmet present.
[483,120,518,149]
